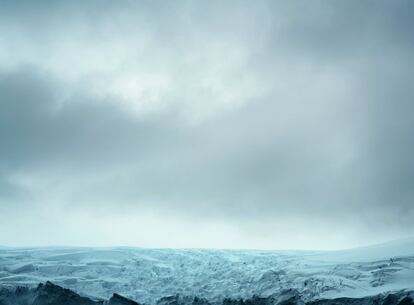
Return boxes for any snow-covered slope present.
[1,239,414,304]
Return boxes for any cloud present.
[0,0,413,249]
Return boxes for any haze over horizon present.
[2,235,414,252]
[1,0,414,250]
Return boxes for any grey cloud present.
[0,0,413,248]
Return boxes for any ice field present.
[1,239,414,304]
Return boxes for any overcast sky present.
[0,0,413,250]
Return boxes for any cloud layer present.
[1,0,414,249]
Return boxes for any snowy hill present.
[1,239,414,304]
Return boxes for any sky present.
[0,0,413,250]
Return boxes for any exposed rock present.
[0,282,414,305]
[192,296,211,305]
[157,295,181,305]
[0,282,103,305]
[308,293,414,305]
[383,294,401,305]
[398,297,414,305]
[108,293,141,305]
[33,281,102,305]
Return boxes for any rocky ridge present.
[1,282,413,305]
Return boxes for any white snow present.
[0,239,414,304]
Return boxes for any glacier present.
[1,239,414,304]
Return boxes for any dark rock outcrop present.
[109,293,141,305]
[308,294,414,305]
[1,282,414,305]
[33,281,102,305]
[0,282,103,305]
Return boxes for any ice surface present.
[0,239,414,304]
